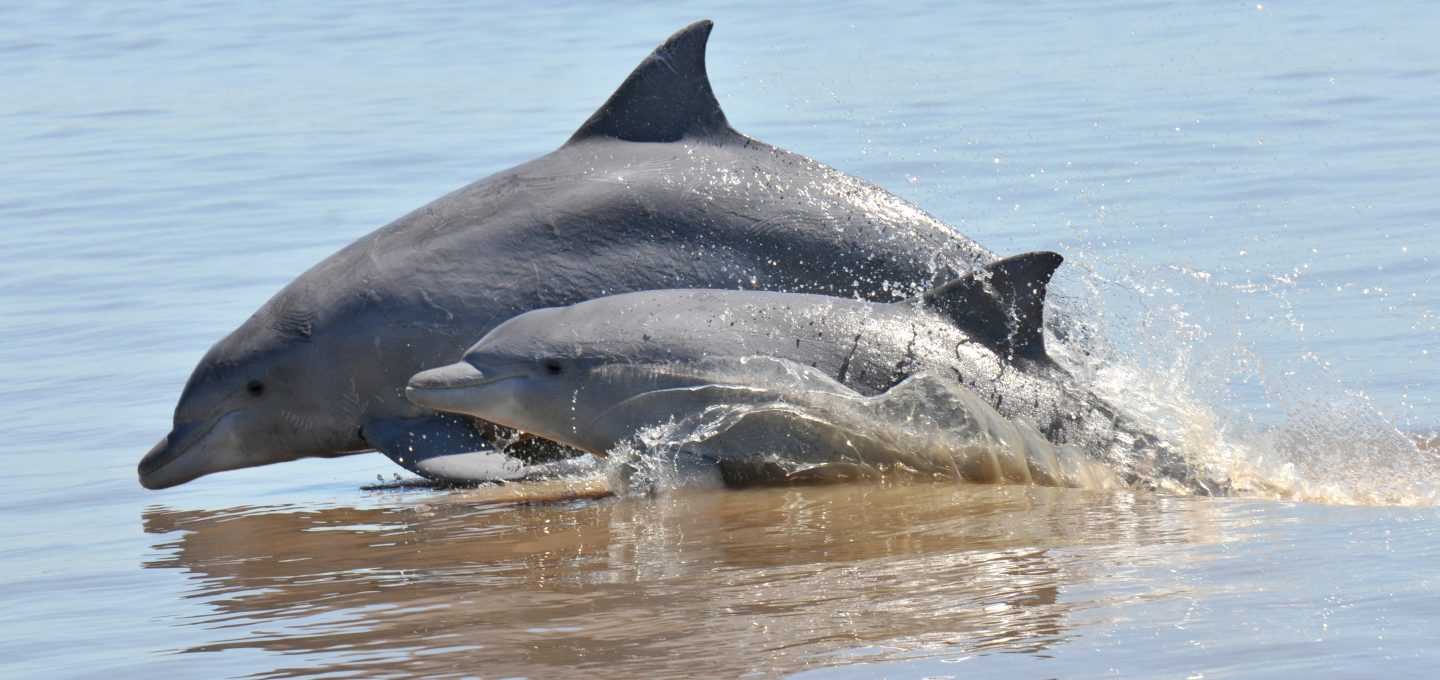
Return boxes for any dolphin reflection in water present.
[143,484,1212,676]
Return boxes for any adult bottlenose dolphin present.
[138,20,995,489]
[406,254,1222,494]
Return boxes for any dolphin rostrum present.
[407,253,1223,494]
[139,20,996,489]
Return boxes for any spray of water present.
[1047,248,1440,506]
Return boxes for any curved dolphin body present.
[407,254,1223,494]
[138,20,994,489]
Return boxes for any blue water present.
[3,1,1438,677]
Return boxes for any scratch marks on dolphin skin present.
[894,326,918,374]
[271,306,316,341]
[280,409,315,432]
[410,205,452,254]
[951,366,968,387]
[419,290,454,322]
[836,332,863,384]
[872,326,919,392]
[340,378,366,421]
[653,48,680,75]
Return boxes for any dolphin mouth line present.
[139,410,237,480]
[411,374,528,391]
[405,375,529,414]
[465,374,527,388]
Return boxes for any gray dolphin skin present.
[138,20,996,489]
[407,254,1223,494]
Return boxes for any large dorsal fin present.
[566,20,737,144]
[921,251,1064,362]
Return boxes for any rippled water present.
[4,0,1438,677]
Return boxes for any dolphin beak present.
[406,361,499,414]
[137,418,213,490]
[409,361,489,390]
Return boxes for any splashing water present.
[1047,249,1440,506]
[582,357,1124,497]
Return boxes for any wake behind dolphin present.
[138,20,1000,489]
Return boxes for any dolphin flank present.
[139,20,996,489]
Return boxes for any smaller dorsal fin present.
[921,251,1064,362]
[567,20,736,144]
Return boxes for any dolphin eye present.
[543,360,563,374]
[246,380,265,396]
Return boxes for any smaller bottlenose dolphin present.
[407,253,1221,493]
[410,351,1122,490]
